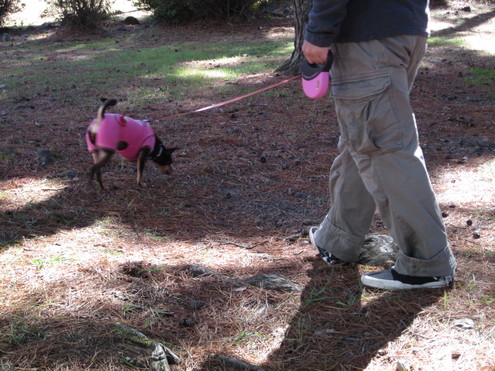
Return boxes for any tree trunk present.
[276,0,312,75]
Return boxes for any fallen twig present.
[214,240,269,249]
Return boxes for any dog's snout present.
[159,165,172,174]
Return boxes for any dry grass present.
[1,2,495,370]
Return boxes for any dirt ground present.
[1,2,495,371]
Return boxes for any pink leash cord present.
[151,75,300,122]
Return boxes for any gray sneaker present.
[361,268,454,290]
[309,227,348,265]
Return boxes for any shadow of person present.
[254,262,446,370]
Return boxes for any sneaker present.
[361,268,454,290]
[309,227,347,265]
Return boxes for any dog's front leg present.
[136,148,150,187]
[90,149,114,189]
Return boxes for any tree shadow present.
[1,9,495,370]
[432,9,495,38]
[2,5,494,251]
[0,79,337,249]
[203,262,446,370]
[1,244,492,369]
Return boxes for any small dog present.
[86,98,177,189]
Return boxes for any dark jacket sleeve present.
[304,0,351,47]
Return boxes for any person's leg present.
[312,137,376,263]
[329,35,456,280]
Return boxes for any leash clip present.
[301,50,333,99]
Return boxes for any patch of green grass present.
[465,67,495,85]
[233,329,265,344]
[145,230,169,241]
[481,294,495,305]
[105,249,124,255]
[31,254,74,269]
[0,150,15,161]
[0,37,293,109]
[336,294,358,308]
[156,209,172,217]
[428,35,464,48]
[304,282,334,303]
[3,319,45,347]
[285,317,307,348]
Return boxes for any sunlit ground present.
[1,4,494,370]
[435,159,495,206]
[429,6,495,55]
[6,0,494,54]
[4,0,150,27]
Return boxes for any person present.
[302,0,457,290]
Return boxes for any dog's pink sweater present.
[86,113,155,161]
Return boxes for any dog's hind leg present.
[89,149,114,189]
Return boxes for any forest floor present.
[1,1,495,370]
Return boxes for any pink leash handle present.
[301,50,333,99]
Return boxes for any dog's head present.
[151,139,178,174]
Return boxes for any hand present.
[302,40,331,65]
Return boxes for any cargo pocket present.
[331,74,403,156]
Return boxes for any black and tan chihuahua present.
[86,98,177,189]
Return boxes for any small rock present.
[244,273,302,293]
[1,33,10,42]
[180,317,196,327]
[453,318,474,329]
[123,16,140,25]
[37,149,54,166]
[183,264,216,277]
[216,355,266,371]
[377,349,387,356]
[358,235,398,267]
[188,299,205,310]
[0,147,17,160]
[60,170,78,179]
[314,328,337,338]
[222,189,240,199]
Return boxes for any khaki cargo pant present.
[312,35,457,277]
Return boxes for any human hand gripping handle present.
[301,49,333,99]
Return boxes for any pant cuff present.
[393,246,457,277]
[314,221,364,263]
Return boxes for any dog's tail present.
[90,98,118,136]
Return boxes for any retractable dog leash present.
[301,50,333,99]
[152,75,299,122]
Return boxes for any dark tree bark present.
[277,0,312,75]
